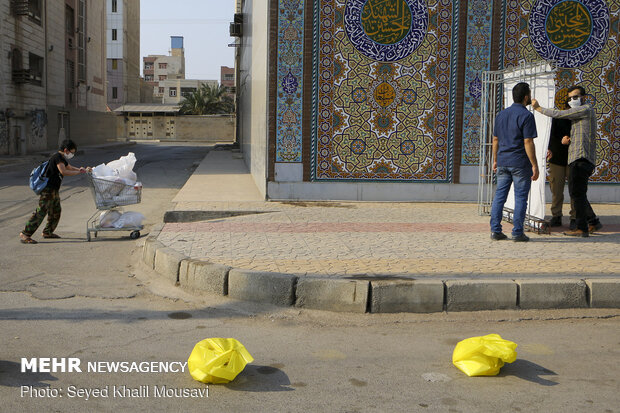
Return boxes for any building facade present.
[161,79,219,104]
[237,0,620,202]
[144,36,186,101]
[220,65,235,95]
[106,0,140,110]
[0,0,113,155]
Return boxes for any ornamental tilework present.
[461,0,494,166]
[502,0,620,183]
[276,0,305,162]
[311,0,458,181]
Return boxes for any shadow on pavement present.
[225,364,293,392]
[0,360,58,388]
[499,359,558,386]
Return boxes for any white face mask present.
[64,152,74,160]
[568,98,582,108]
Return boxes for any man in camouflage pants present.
[20,139,91,244]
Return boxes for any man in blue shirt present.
[490,82,540,242]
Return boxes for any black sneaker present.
[490,232,508,240]
[588,221,603,233]
[512,233,530,242]
[549,216,562,227]
[569,219,577,230]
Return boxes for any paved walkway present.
[158,150,620,279]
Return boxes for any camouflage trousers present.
[23,188,61,236]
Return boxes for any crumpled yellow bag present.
[452,334,517,376]
[188,338,254,384]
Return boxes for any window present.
[65,6,74,34]
[158,87,164,94]
[29,0,42,21]
[158,75,167,81]
[112,87,118,99]
[77,0,85,81]
[181,87,196,97]
[66,59,75,90]
[169,88,177,97]
[144,62,153,70]
[112,29,117,41]
[29,53,43,86]
[158,63,167,69]
[224,74,234,80]
[144,74,153,82]
[112,0,117,12]
[112,59,118,70]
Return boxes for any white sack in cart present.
[105,152,138,183]
[92,153,138,185]
[113,211,145,228]
[99,210,122,228]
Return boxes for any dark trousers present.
[23,188,61,236]
[568,159,597,232]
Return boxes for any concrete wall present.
[238,0,269,198]
[175,115,235,142]
[47,107,117,148]
[118,115,235,142]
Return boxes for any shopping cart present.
[85,172,143,241]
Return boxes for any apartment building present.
[220,65,235,98]
[144,36,186,101]
[106,0,140,110]
[0,0,111,155]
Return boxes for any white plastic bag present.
[92,163,114,178]
[99,210,122,228]
[113,211,145,228]
[106,153,137,184]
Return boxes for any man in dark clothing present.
[547,98,574,227]
[533,85,602,237]
[19,140,91,244]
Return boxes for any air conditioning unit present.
[11,0,29,16]
[229,22,242,37]
[12,69,31,84]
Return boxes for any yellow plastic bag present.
[452,334,517,376]
[188,338,254,384]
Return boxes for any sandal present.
[42,233,61,239]
[19,233,38,244]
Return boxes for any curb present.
[142,227,620,313]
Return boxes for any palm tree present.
[179,83,234,115]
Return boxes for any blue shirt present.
[494,103,537,168]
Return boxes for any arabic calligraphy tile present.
[344,0,429,62]
[529,0,610,68]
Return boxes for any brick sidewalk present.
[157,201,620,278]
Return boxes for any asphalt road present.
[1,143,619,413]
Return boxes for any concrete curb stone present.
[228,269,296,306]
[518,279,588,309]
[142,238,165,269]
[141,242,620,312]
[586,279,620,308]
[179,259,230,295]
[370,280,444,313]
[295,277,369,313]
[154,247,187,284]
[446,280,517,311]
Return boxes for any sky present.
[140,0,236,81]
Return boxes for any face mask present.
[568,98,582,108]
[64,152,74,160]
